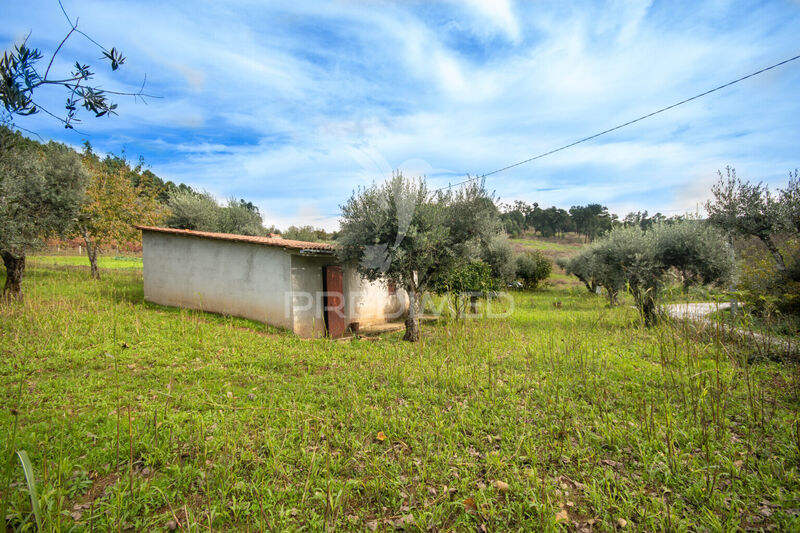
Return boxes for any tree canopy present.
[1,126,88,298]
[337,173,508,341]
[569,204,614,242]
[705,167,794,272]
[561,221,734,324]
[165,191,268,236]
[500,200,615,239]
[706,167,800,315]
[77,149,167,278]
[282,225,336,242]
[1,5,150,129]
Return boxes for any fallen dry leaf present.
[555,509,569,522]
[494,480,510,493]
[463,497,478,513]
[394,514,414,528]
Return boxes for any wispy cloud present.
[3,0,799,230]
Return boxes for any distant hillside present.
[510,232,587,287]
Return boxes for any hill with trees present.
[0,127,276,297]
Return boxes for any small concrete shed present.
[137,226,408,338]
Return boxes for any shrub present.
[481,233,516,284]
[738,237,800,316]
[650,220,735,290]
[561,221,734,324]
[516,251,552,289]
[558,251,600,294]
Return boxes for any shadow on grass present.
[141,299,288,335]
[22,265,289,337]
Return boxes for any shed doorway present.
[323,265,345,338]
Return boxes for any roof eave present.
[295,248,336,256]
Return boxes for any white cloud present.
[3,0,799,230]
[460,0,521,43]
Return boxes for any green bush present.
[558,250,600,294]
[650,220,735,290]
[561,221,734,324]
[738,237,800,316]
[515,251,552,289]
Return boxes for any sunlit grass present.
[28,254,143,270]
[1,266,798,531]
[509,238,578,253]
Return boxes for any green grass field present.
[509,235,585,288]
[1,266,799,531]
[509,238,577,253]
[27,254,143,270]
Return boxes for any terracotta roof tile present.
[136,226,335,252]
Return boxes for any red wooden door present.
[323,266,345,338]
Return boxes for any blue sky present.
[3,0,800,230]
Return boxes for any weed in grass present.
[1,265,800,530]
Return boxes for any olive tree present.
[778,170,799,234]
[2,4,149,129]
[558,251,601,294]
[77,151,167,279]
[1,128,88,299]
[218,198,267,236]
[591,227,653,312]
[705,167,788,272]
[516,251,552,289]
[165,190,221,231]
[561,221,734,324]
[337,172,503,341]
[480,233,516,284]
[165,191,268,236]
[650,219,735,290]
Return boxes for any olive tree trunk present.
[761,236,787,273]
[633,290,658,326]
[606,288,619,306]
[1,251,26,301]
[79,226,101,280]
[403,289,421,342]
[469,294,479,315]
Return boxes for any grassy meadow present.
[1,258,799,531]
[510,233,586,264]
[26,255,143,270]
[509,234,585,289]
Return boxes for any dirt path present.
[664,301,797,358]
[664,301,736,320]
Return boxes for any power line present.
[438,52,800,191]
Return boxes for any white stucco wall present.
[290,255,328,338]
[142,231,294,330]
[342,265,408,328]
[142,231,409,337]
